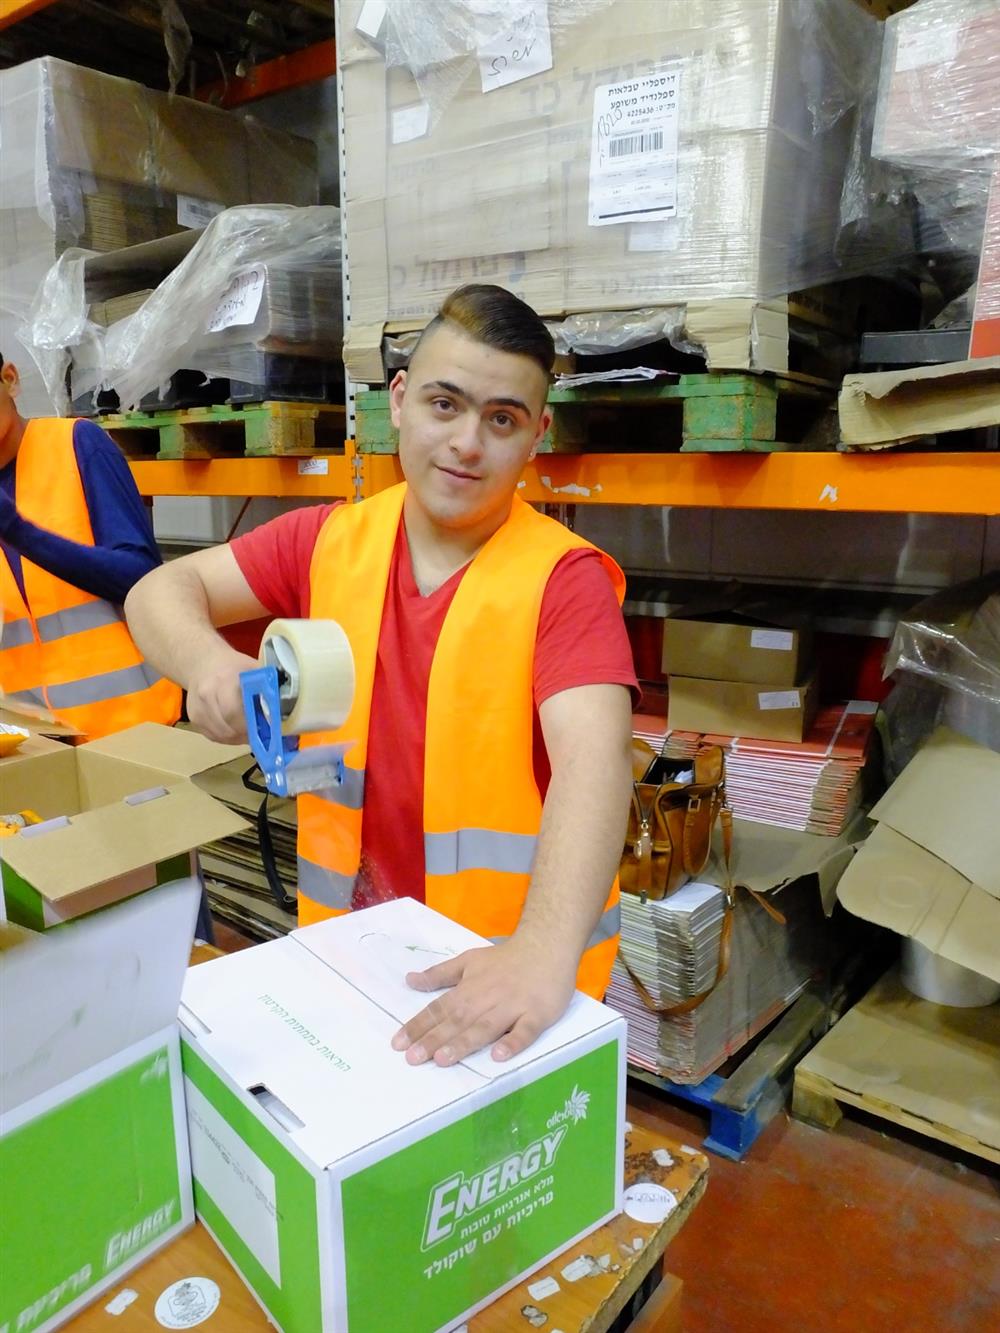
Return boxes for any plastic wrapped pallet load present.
[0,56,318,415]
[341,0,886,381]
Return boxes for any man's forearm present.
[516,727,632,965]
[125,563,235,689]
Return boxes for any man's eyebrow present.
[420,381,531,415]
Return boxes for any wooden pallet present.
[356,371,837,456]
[102,400,347,460]
[792,968,1000,1167]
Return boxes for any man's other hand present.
[390,936,578,1066]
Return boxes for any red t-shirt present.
[232,503,637,908]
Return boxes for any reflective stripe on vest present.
[489,902,622,953]
[304,766,366,812]
[36,600,125,643]
[424,829,537,877]
[44,662,165,710]
[2,617,35,649]
[297,854,355,911]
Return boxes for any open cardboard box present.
[837,728,1000,984]
[180,897,626,1333]
[0,722,248,1333]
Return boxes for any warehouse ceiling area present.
[0,0,334,94]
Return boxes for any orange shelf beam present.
[194,37,336,108]
[515,451,1000,515]
[130,451,1000,515]
[129,456,353,499]
[0,0,59,29]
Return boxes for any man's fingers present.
[405,955,466,993]
[492,1013,545,1063]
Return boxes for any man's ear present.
[529,407,552,460]
[1,362,19,395]
[389,369,408,429]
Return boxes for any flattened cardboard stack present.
[664,702,878,836]
[193,754,299,942]
[607,817,858,1083]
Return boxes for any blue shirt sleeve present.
[0,419,161,606]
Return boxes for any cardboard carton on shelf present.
[667,673,819,744]
[180,897,627,1333]
[662,612,813,687]
[0,721,247,1333]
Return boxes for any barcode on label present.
[609,130,664,159]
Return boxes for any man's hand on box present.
[186,649,258,745]
[391,935,578,1066]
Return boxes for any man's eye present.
[492,413,513,428]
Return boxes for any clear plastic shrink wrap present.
[0,56,317,414]
[25,206,342,413]
[340,0,886,375]
[881,575,1000,778]
[868,0,1000,267]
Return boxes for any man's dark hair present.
[416,284,554,380]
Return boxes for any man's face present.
[389,325,551,535]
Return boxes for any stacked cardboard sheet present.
[193,754,297,941]
[607,877,829,1084]
[661,702,877,836]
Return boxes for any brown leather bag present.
[620,739,727,901]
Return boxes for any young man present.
[125,284,636,1066]
[0,354,180,738]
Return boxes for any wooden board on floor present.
[793,967,1000,1166]
[63,1125,705,1332]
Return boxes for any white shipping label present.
[894,25,958,74]
[297,457,329,476]
[750,629,795,652]
[184,1079,281,1286]
[758,690,802,712]
[477,1,553,93]
[589,65,681,228]
[356,0,387,40]
[391,102,430,144]
[527,1276,561,1301]
[177,195,225,229]
[206,265,266,333]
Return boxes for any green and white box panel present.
[179,898,626,1333]
[0,1030,193,1333]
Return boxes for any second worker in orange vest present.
[125,284,635,1068]
[0,354,180,740]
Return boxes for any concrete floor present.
[628,1083,1000,1333]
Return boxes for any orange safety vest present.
[298,482,626,999]
[0,418,181,740]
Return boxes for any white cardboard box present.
[0,722,248,1333]
[179,898,626,1333]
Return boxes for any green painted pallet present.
[101,400,347,460]
[356,372,836,455]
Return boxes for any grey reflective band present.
[297,855,355,910]
[491,903,621,953]
[588,901,621,949]
[1,617,35,649]
[309,765,365,811]
[35,600,124,643]
[45,662,163,710]
[9,686,46,706]
[424,829,538,877]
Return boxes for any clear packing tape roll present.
[261,619,355,737]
